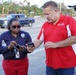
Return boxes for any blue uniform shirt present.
[0,30,32,60]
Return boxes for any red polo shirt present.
[37,14,76,69]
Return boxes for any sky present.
[0,0,76,7]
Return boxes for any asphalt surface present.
[28,47,46,75]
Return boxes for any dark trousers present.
[46,66,74,75]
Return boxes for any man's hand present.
[44,41,58,49]
[26,44,35,53]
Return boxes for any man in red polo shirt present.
[27,1,76,75]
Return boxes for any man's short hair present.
[42,1,58,9]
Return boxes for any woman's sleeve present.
[0,34,8,54]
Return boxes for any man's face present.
[43,6,56,23]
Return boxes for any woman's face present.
[10,21,21,34]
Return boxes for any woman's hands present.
[8,41,17,49]
[7,41,35,53]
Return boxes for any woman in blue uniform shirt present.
[0,18,32,75]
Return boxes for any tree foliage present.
[0,1,42,17]
[0,1,75,17]
[58,3,75,16]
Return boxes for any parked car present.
[0,14,35,28]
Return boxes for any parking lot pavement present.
[28,48,46,75]
[0,55,4,75]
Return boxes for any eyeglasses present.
[12,25,21,29]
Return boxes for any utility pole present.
[59,0,64,13]
[59,2,62,13]
[2,0,4,17]
[9,0,12,3]
[2,0,3,3]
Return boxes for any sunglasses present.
[12,25,21,29]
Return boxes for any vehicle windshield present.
[6,15,14,19]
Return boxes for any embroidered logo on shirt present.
[21,33,25,38]
[58,23,64,26]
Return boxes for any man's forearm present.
[33,39,43,49]
[56,36,76,47]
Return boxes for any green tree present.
[0,1,43,17]
[58,3,75,16]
